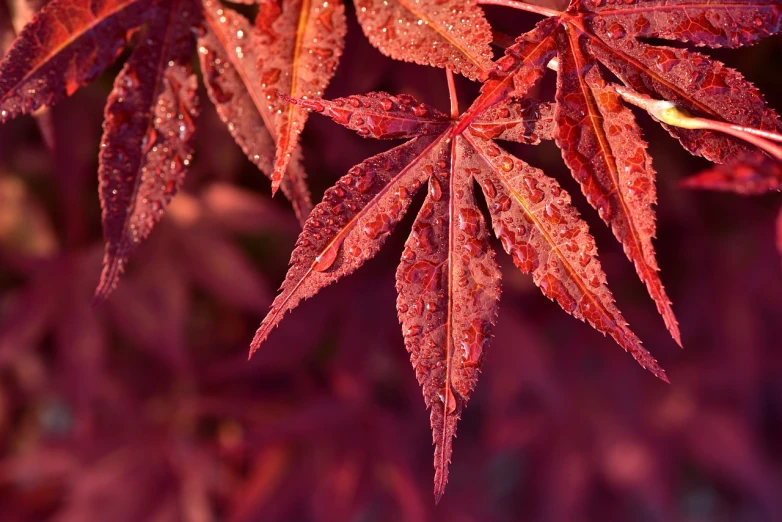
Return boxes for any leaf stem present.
[478,0,562,18]
[446,69,459,119]
[615,86,782,161]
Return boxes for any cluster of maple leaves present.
[1,0,781,500]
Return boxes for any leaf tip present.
[93,256,125,305]
[433,454,450,504]
[248,331,264,360]
[249,311,279,360]
[433,483,445,505]
[270,175,282,197]
[660,302,683,348]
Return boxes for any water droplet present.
[443,386,457,414]
[607,23,626,39]
[413,104,429,117]
[406,325,421,336]
[500,157,513,172]
[312,236,343,272]
[355,171,376,193]
[429,178,443,201]
[481,179,497,199]
[301,99,324,112]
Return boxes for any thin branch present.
[478,0,562,18]
[446,69,459,120]
[615,86,782,162]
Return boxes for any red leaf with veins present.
[252,88,666,500]
[396,139,501,502]
[460,2,782,163]
[680,153,782,195]
[586,35,782,163]
[453,18,557,137]
[569,0,782,163]
[463,132,666,381]
[263,0,347,195]
[0,0,152,121]
[469,99,555,143]
[285,91,452,139]
[581,0,782,48]
[95,0,199,300]
[354,0,494,80]
[554,26,680,345]
[249,134,443,352]
[1,0,320,295]
[199,0,313,223]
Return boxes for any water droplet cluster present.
[470,99,555,144]
[97,0,199,297]
[465,134,665,379]
[584,0,782,49]
[395,138,500,497]
[295,91,451,139]
[354,0,494,81]
[198,0,313,221]
[0,0,151,122]
[581,1,782,164]
[262,0,347,189]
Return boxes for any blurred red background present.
[1,2,782,521]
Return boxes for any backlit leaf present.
[354,0,494,80]
[199,0,313,223]
[582,0,782,48]
[554,26,680,345]
[453,18,557,136]
[289,91,451,139]
[396,138,501,501]
[252,86,668,499]
[96,0,199,300]
[464,132,667,381]
[0,0,151,122]
[264,0,347,195]
[249,136,437,352]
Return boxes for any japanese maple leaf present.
[0,0,347,298]
[250,83,667,500]
[456,0,782,346]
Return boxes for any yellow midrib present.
[204,7,278,141]
[465,132,623,342]
[563,27,652,284]
[278,0,313,164]
[396,0,486,73]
